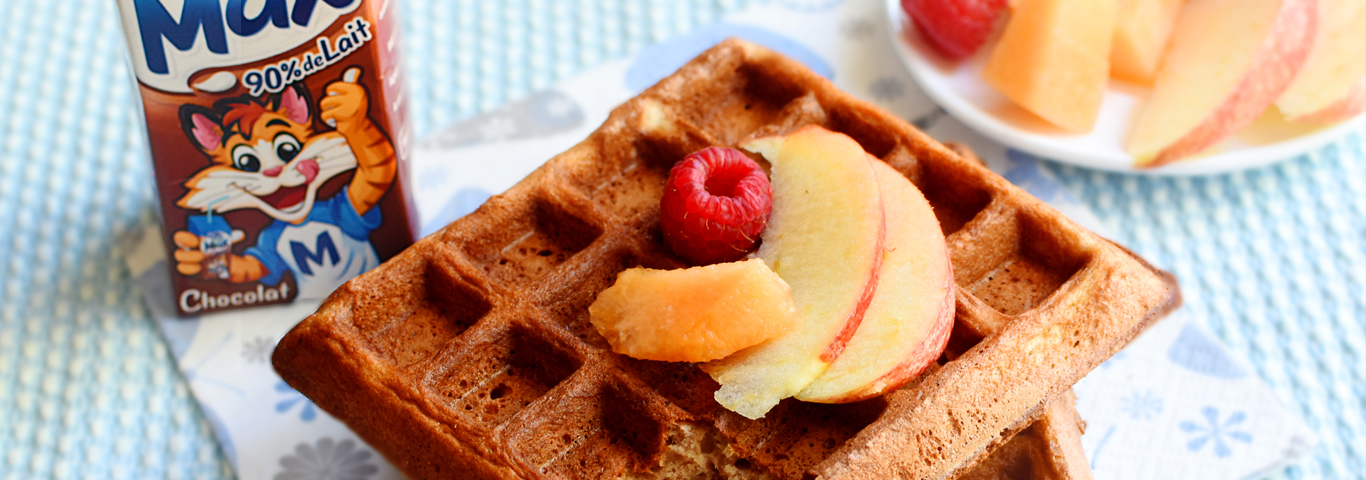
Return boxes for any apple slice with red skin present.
[902,0,1009,61]
[1276,0,1366,123]
[1128,0,1318,167]
[797,159,954,404]
[702,126,885,420]
[1285,77,1365,124]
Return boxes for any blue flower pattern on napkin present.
[869,77,906,102]
[1121,390,1163,420]
[1168,323,1248,379]
[275,437,378,480]
[276,381,319,422]
[242,336,275,363]
[1181,406,1253,458]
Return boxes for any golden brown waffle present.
[273,39,1179,479]
[940,140,1093,480]
[946,254,1093,480]
[957,392,1092,480]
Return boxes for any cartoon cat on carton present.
[171,67,395,300]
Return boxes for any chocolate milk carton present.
[116,0,416,315]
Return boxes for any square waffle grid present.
[274,39,1178,480]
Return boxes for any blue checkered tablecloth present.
[0,0,1361,478]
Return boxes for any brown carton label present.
[116,0,416,315]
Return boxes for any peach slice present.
[1276,0,1366,123]
[1127,0,1318,167]
[981,0,1120,132]
[1109,0,1187,85]
[702,125,885,419]
[588,259,799,363]
[796,160,955,404]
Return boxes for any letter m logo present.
[134,0,228,74]
[290,231,340,276]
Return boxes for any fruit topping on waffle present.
[660,146,772,265]
[589,258,798,363]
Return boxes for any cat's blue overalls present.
[246,186,381,299]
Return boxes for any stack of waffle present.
[274,39,1179,479]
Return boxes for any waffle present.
[957,392,1092,480]
[273,39,1179,479]
[945,239,1093,480]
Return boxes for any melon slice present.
[588,259,798,363]
[1110,0,1187,85]
[982,0,1120,132]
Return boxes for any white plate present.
[882,0,1366,176]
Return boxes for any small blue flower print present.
[276,380,318,422]
[242,336,274,363]
[869,77,906,102]
[1179,406,1252,458]
[1121,390,1163,420]
[1167,323,1247,379]
[275,437,378,480]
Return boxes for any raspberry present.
[903,0,1008,60]
[660,147,772,265]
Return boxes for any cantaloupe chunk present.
[982,0,1120,132]
[588,259,798,363]
[1110,0,1187,84]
